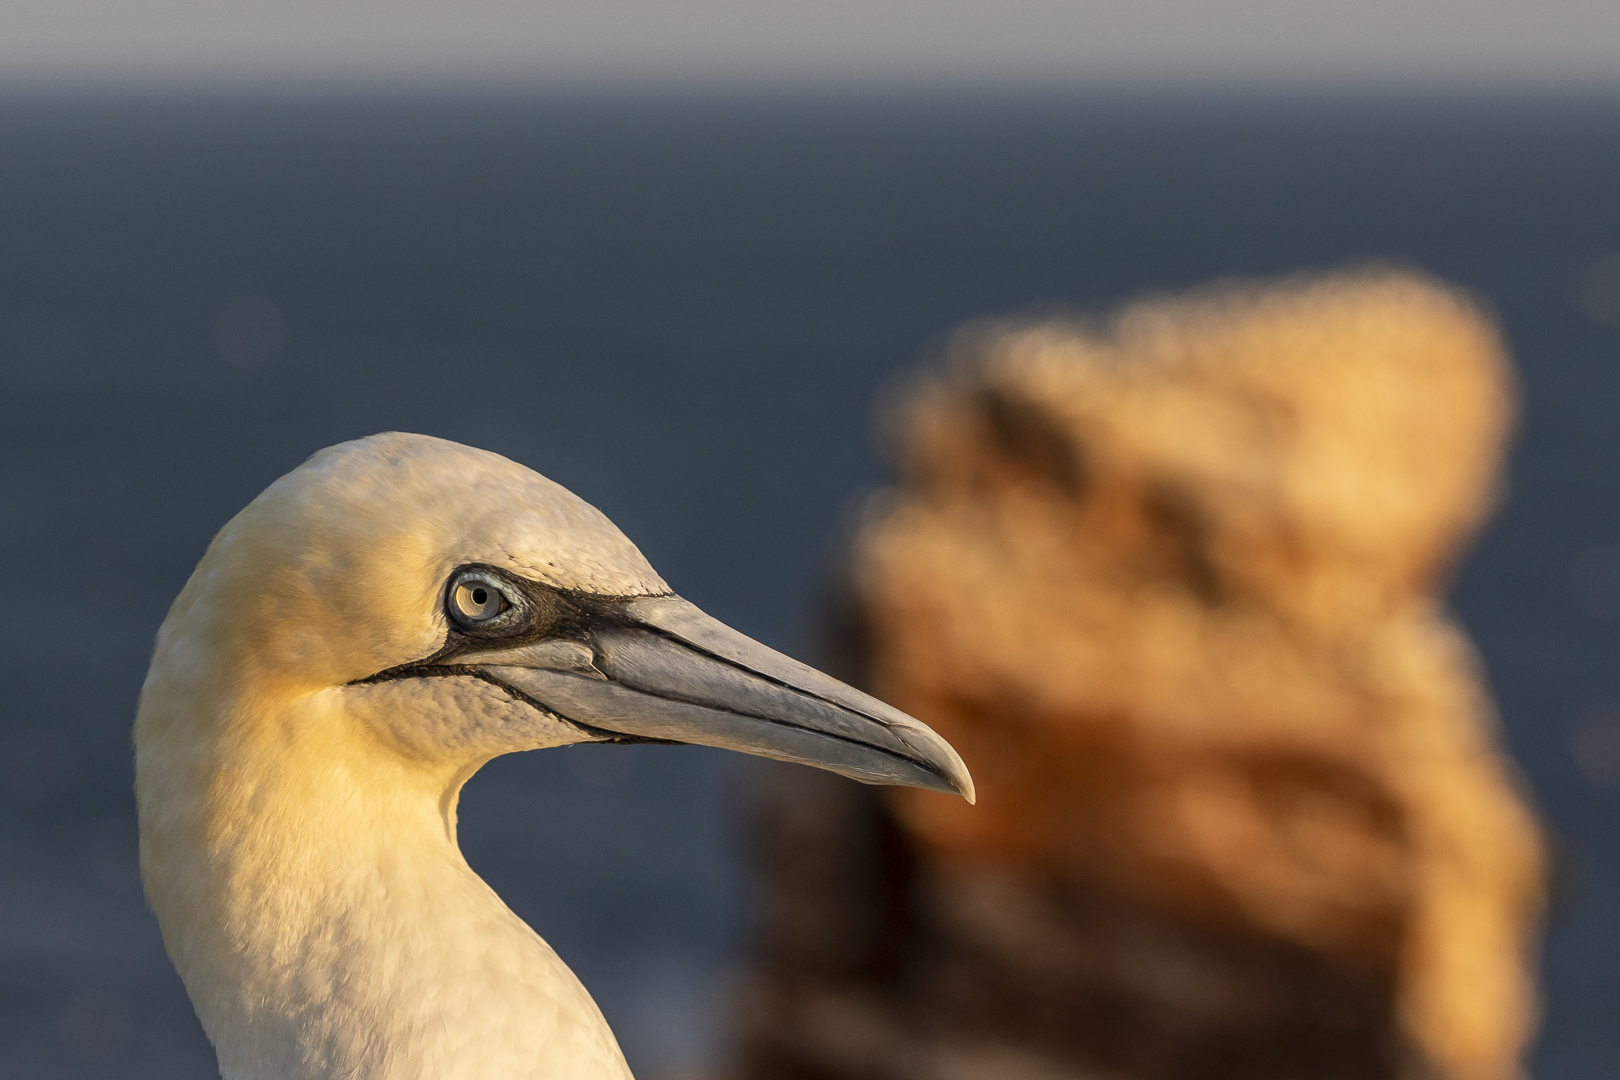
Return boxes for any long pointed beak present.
[469,596,974,802]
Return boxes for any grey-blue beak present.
[472,595,974,802]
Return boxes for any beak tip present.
[948,765,976,804]
[925,733,976,805]
[892,718,975,805]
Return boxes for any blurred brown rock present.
[735,269,1546,1080]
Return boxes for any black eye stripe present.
[354,571,677,683]
[440,564,670,651]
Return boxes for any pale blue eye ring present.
[445,569,525,632]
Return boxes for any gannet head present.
[133,432,969,1080]
[143,430,973,802]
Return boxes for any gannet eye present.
[446,569,526,634]
[454,582,504,620]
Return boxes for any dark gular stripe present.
[356,661,680,746]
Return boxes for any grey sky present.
[2,1,1619,88]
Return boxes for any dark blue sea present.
[3,87,1620,1078]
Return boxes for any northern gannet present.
[134,432,973,1080]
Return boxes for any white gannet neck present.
[136,651,632,1080]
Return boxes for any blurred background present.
[3,3,1620,1078]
